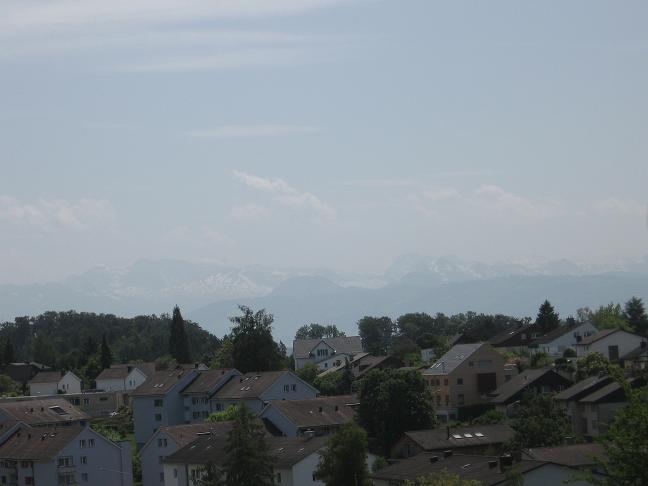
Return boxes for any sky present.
[1,0,647,285]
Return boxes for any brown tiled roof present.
[181,369,237,396]
[524,443,605,467]
[29,371,62,384]
[553,375,613,401]
[293,336,363,359]
[213,371,287,400]
[0,398,90,425]
[165,432,327,469]
[403,425,515,451]
[369,453,546,485]
[264,396,356,428]
[161,422,234,448]
[131,368,197,397]
[0,426,82,460]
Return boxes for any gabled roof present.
[489,368,572,404]
[181,369,238,396]
[293,336,363,359]
[131,368,197,397]
[0,398,89,425]
[523,443,605,467]
[621,345,648,361]
[369,453,546,485]
[402,425,515,451]
[28,371,63,384]
[424,343,484,376]
[576,328,643,346]
[263,395,356,429]
[553,375,613,401]
[165,432,327,469]
[214,371,316,400]
[161,422,234,449]
[96,365,147,381]
[0,426,83,461]
[532,322,591,345]
[489,324,542,347]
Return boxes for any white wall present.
[59,372,82,394]
[28,382,58,396]
[577,331,645,360]
[540,323,598,357]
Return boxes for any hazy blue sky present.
[1,0,647,284]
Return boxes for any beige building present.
[422,343,507,422]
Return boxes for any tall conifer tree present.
[169,305,191,364]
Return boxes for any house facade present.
[28,371,82,396]
[96,365,148,392]
[488,323,544,354]
[211,371,318,414]
[0,425,132,486]
[180,369,241,423]
[529,322,598,357]
[489,368,573,414]
[293,336,363,370]
[575,329,646,361]
[422,343,506,422]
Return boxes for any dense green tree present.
[529,351,553,368]
[588,381,648,485]
[211,338,234,369]
[472,408,506,426]
[0,374,20,396]
[535,300,560,334]
[314,422,371,486]
[313,372,343,396]
[206,404,240,423]
[295,364,320,386]
[579,304,630,331]
[576,352,612,380]
[100,334,113,369]
[403,472,481,486]
[219,405,275,486]
[509,390,571,449]
[84,356,102,384]
[32,334,56,368]
[197,461,220,486]
[295,324,345,340]
[357,369,435,455]
[337,359,354,395]
[358,316,395,355]
[81,336,98,359]
[1,338,14,366]
[169,306,191,364]
[624,297,648,335]
[229,306,282,373]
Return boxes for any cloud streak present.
[232,170,334,219]
[188,124,319,139]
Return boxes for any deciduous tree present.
[358,316,394,355]
[509,390,570,449]
[229,306,282,373]
[314,422,371,486]
[100,333,113,369]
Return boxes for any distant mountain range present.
[1,255,648,343]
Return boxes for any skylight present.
[452,434,462,439]
[464,433,473,438]
[474,432,484,437]
[48,406,68,415]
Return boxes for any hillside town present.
[0,300,645,485]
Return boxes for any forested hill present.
[0,310,220,370]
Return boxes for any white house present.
[575,328,647,361]
[293,336,363,370]
[211,371,318,414]
[0,424,132,486]
[96,365,148,392]
[28,371,82,396]
[529,322,598,357]
[140,422,232,486]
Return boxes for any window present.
[457,378,463,385]
[174,469,178,478]
[202,411,209,419]
[193,411,200,419]
[608,345,619,361]
[276,472,282,483]
[458,394,465,406]
[71,398,80,406]
[284,385,289,392]
[99,397,108,402]
[468,361,474,367]
[436,395,441,406]
[20,461,29,469]
[83,398,90,405]
[155,413,162,422]
[79,440,86,448]
[154,399,164,407]
[80,456,87,465]
[192,397,199,405]
[291,384,297,392]
[160,472,165,482]
[58,473,75,485]
[88,438,95,448]
[159,456,164,464]
[58,457,73,467]
[81,473,88,482]
[445,395,449,406]
[477,360,492,368]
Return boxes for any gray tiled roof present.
[293,336,363,359]
[264,395,356,428]
[0,398,90,425]
[553,375,612,401]
[161,422,234,448]
[423,343,484,376]
[0,426,83,460]
[131,368,197,397]
[576,328,619,345]
[213,371,309,400]
[403,424,515,451]
[523,443,605,467]
[28,371,62,384]
[489,368,570,404]
[181,369,238,396]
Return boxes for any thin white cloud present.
[188,124,320,139]
[0,196,115,231]
[229,203,269,222]
[592,198,646,217]
[232,170,334,219]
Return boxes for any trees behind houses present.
[295,324,345,340]
[229,306,283,374]
[624,296,648,335]
[535,300,560,334]
[509,390,571,449]
[357,368,435,456]
[358,316,395,355]
[314,422,371,486]
[169,305,191,364]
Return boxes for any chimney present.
[334,405,339,412]
[304,430,315,441]
[446,426,450,440]
[443,450,453,458]
[499,454,513,473]
[318,406,323,413]
[429,456,439,464]
[641,341,647,349]
[488,460,498,469]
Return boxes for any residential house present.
[2,391,125,418]
[421,348,436,363]
[140,422,232,486]
[293,336,363,370]
[0,397,90,427]
[529,322,598,357]
[0,424,132,486]
[260,395,357,437]
[180,369,241,423]
[369,450,597,486]
[211,371,318,414]
[391,424,515,459]
[575,329,647,361]
[28,371,82,396]
[131,368,200,446]
[522,443,606,482]
[621,342,648,371]
[488,323,544,353]
[554,375,615,436]
[1,362,48,391]
[422,343,506,422]
[489,368,573,414]
[96,365,149,392]
[162,432,330,486]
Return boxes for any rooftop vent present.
[443,450,453,458]
[429,456,439,464]
[488,460,498,469]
